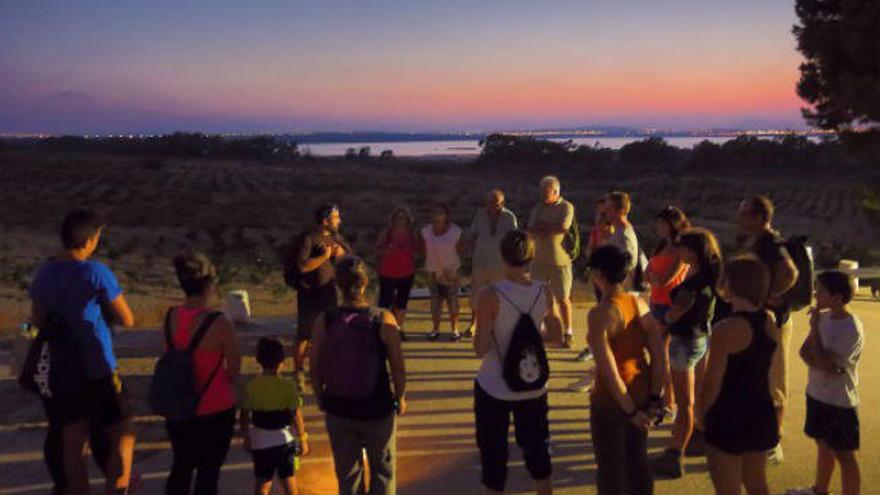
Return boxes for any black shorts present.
[252,443,297,481]
[805,395,860,451]
[43,373,132,427]
[296,283,338,341]
[378,276,414,311]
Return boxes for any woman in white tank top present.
[472,230,563,495]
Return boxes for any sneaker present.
[767,443,784,465]
[562,333,574,349]
[685,429,706,457]
[463,327,474,338]
[427,330,440,341]
[575,348,593,362]
[566,375,593,393]
[450,331,463,342]
[786,488,831,495]
[662,405,677,423]
[650,448,684,479]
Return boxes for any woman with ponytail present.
[309,257,406,495]
[651,227,723,479]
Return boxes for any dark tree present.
[793,0,880,131]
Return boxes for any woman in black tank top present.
[700,257,780,495]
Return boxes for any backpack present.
[319,308,383,400]
[492,285,551,392]
[19,264,89,399]
[19,314,88,399]
[563,215,582,261]
[782,235,814,312]
[149,309,224,422]
[281,231,309,290]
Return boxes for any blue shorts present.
[669,335,708,371]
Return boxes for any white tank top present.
[476,278,548,401]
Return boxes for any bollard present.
[225,290,252,324]
[838,259,859,292]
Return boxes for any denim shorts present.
[650,303,671,322]
[668,334,708,371]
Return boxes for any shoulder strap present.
[163,307,175,349]
[495,284,544,315]
[490,284,544,363]
[185,311,224,354]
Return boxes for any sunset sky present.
[0,1,808,134]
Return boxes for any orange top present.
[590,292,651,410]
[647,252,688,306]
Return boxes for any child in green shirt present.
[241,337,310,495]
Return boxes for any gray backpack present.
[149,309,224,421]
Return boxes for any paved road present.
[1,291,878,495]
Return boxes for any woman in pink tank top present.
[374,206,418,339]
[165,253,241,495]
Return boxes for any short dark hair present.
[256,337,285,369]
[817,270,856,304]
[173,252,218,297]
[723,256,770,307]
[588,245,629,284]
[500,230,535,268]
[61,209,105,250]
[746,196,775,224]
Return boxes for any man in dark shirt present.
[736,196,799,464]
[294,204,351,389]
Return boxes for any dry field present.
[0,150,878,331]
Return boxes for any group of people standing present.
[23,174,863,495]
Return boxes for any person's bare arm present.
[216,317,241,381]
[293,407,310,455]
[474,288,499,358]
[298,234,331,274]
[535,203,573,236]
[309,315,327,400]
[768,257,798,301]
[641,307,667,398]
[664,288,695,325]
[699,320,733,425]
[542,287,564,346]
[587,305,637,413]
[379,311,407,405]
[800,310,839,373]
[108,294,135,328]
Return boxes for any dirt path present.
[1,292,878,495]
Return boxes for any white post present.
[838,259,860,292]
